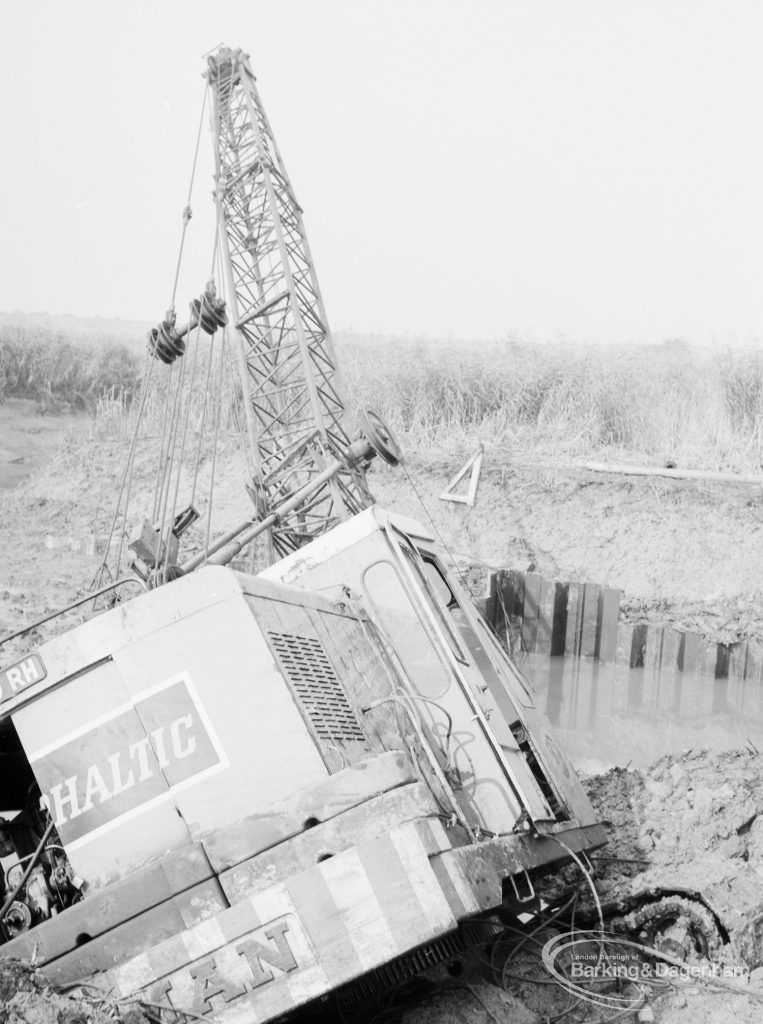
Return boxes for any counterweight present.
[207,48,374,558]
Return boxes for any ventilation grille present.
[268,631,365,742]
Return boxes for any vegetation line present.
[3,323,763,473]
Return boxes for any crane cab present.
[0,511,604,1020]
[262,506,602,843]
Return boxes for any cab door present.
[362,526,554,835]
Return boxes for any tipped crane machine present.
[0,47,609,1021]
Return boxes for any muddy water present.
[522,654,763,774]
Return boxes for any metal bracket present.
[508,869,536,904]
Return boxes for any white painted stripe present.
[284,961,331,1004]
[27,699,135,761]
[220,1000,261,1024]
[63,789,175,851]
[389,826,458,930]
[438,853,481,915]
[64,759,229,851]
[183,916,227,961]
[250,883,292,924]
[114,953,154,997]
[321,848,399,970]
[419,817,451,854]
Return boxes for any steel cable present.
[97,346,154,584]
[169,84,209,314]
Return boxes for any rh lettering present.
[4,657,44,693]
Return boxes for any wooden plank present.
[580,584,601,658]
[597,588,621,664]
[550,582,569,657]
[715,644,731,680]
[660,628,683,675]
[204,751,414,873]
[565,582,583,656]
[679,633,703,674]
[535,579,557,655]
[630,624,648,668]
[615,623,634,666]
[745,643,763,682]
[728,642,748,683]
[579,461,763,485]
[507,570,526,618]
[644,628,664,673]
[483,572,500,628]
[699,639,721,678]
[220,783,438,905]
[521,572,542,654]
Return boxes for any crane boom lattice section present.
[207,48,373,557]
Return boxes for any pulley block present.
[147,283,228,364]
[191,290,228,334]
[359,408,403,466]
[147,320,186,364]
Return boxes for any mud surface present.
[3,427,763,655]
[373,452,763,645]
[3,420,763,1021]
[0,959,147,1024]
[393,750,763,1024]
[587,749,763,940]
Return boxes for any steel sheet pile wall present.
[483,569,763,684]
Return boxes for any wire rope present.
[98,345,155,583]
[204,326,227,559]
[152,361,175,520]
[400,463,475,595]
[169,84,209,313]
[190,332,216,510]
[154,351,187,559]
[161,313,207,578]
[113,353,155,578]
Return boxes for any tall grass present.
[0,325,141,410]
[4,322,763,471]
[338,335,763,470]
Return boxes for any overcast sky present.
[1,1,761,345]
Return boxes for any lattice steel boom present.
[207,48,374,559]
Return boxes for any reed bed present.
[339,335,763,471]
[3,324,763,472]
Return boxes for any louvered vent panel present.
[268,631,365,742]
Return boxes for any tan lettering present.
[6,668,24,692]
[189,959,245,1013]
[151,726,171,769]
[49,777,81,825]
[107,752,135,796]
[236,923,297,988]
[82,764,112,813]
[170,715,196,759]
[128,736,154,781]
[19,659,41,684]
